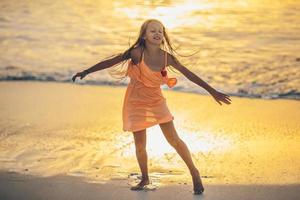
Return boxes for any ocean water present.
[0,0,300,99]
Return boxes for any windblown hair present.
[105,19,199,82]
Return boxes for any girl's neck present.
[144,42,161,56]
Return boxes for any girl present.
[72,19,231,195]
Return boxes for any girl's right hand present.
[72,70,88,82]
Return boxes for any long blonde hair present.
[106,19,199,82]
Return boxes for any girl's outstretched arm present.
[168,53,231,105]
[72,53,126,82]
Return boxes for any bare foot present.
[130,178,150,191]
[191,169,204,195]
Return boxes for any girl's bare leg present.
[159,120,204,194]
[130,129,150,190]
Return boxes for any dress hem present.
[122,116,174,133]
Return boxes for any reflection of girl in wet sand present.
[72,19,231,195]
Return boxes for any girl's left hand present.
[72,70,88,82]
[209,89,232,105]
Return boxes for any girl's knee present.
[135,143,146,153]
[168,137,182,147]
[133,132,146,152]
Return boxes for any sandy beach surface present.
[0,81,299,200]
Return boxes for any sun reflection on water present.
[115,1,215,29]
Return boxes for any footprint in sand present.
[128,181,158,191]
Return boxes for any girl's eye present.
[151,30,162,33]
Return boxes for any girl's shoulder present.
[162,50,178,66]
[130,46,143,65]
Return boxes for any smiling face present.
[143,21,164,45]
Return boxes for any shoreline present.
[1,79,299,101]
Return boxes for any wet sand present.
[0,170,299,200]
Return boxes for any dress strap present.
[141,49,144,62]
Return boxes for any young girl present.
[72,19,231,195]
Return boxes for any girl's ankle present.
[141,176,149,181]
[190,168,199,176]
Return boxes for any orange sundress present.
[122,50,177,132]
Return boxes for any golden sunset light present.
[0,0,299,199]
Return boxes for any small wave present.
[3,65,20,70]
[14,35,37,41]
